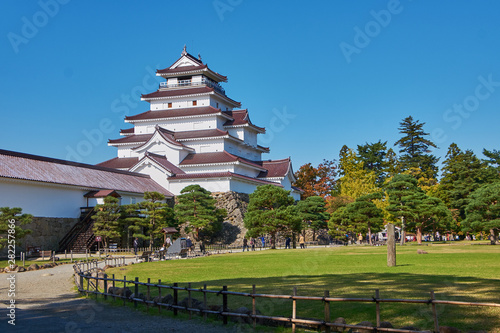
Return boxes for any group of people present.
[242,234,306,251]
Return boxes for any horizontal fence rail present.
[72,259,500,332]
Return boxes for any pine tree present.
[394,116,438,179]
[342,193,385,245]
[296,196,329,241]
[385,174,419,245]
[244,185,300,248]
[0,207,32,250]
[175,185,225,243]
[357,140,388,185]
[92,196,121,248]
[437,143,495,225]
[463,182,500,245]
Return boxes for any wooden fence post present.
[324,290,330,333]
[134,277,139,308]
[173,283,178,316]
[252,284,256,329]
[79,274,84,294]
[387,223,396,267]
[103,274,108,300]
[375,289,380,328]
[158,279,162,314]
[292,287,297,333]
[222,285,228,325]
[188,283,192,319]
[112,274,115,301]
[71,250,73,263]
[431,291,439,332]
[203,284,207,321]
[123,276,126,306]
[146,278,151,313]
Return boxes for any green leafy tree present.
[357,140,388,185]
[342,193,385,245]
[394,116,439,179]
[463,182,500,245]
[119,203,145,248]
[92,196,121,248]
[338,147,378,200]
[483,148,500,169]
[406,192,452,244]
[130,192,175,251]
[328,206,355,241]
[244,185,301,248]
[437,143,494,227]
[385,148,400,179]
[385,174,420,245]
[175,185,225,243]
[0,207,32,250]
[296,196,329,241]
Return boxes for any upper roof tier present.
[156,46,228,82]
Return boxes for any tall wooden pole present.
[387,223,396,267]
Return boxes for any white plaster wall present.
[135,117,217,133]
[0,180,86,218]
[132,163,170,190]
[233,164,261,178]
[181,165,235,174]
[184,140,224,153]
[150,97,211,111]
[168,179,231,195]
[229,180,259,194]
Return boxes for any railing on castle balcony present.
[159,78,225,95]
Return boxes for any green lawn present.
[106,243,500,332]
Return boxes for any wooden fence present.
[73,259,500,333]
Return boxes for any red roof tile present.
[223,109,265,132]
[143,152,185,175]
[157,64,207,74]
[125,106,225,122]
[84,189,121,198]
[120,128,134,135]
[141,87,241,107]
[257,158,291,178]
[168,171,283,187]
[97,157,139,169]
[180,151,265,170]
[0,149,173,197]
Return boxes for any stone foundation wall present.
[22,217,79,252]
[211,191,249,246]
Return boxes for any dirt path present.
[0,261,241,332]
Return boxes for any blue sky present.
[2,1,500,175]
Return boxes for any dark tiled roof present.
[109,128,236,146]
[141,87,214,100]
[84,189,121,198]
[125,106,224,122]
[141,87,241,107]
[144,152,185,175]
[257,158,291,178]
[180,151,264,170]
[168,171,283,187]
[157,64,207,74]
[120,128,134,135]
[97,157,139,169]
[223,109,265,132]
[0,149,173,196]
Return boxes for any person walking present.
[261,236,265,248]
[285,237,291,249]
[299,234,305,249]
[242,238,249,252]
[133,237,139,256]
[250,237,255,251]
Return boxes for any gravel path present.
[0,260,243,333]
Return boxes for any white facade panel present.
[0,180,86,218]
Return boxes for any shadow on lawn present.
[186,272,500,332]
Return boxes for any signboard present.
[95,236,102,242]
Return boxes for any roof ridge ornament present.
[198,53,202,61]
[182,44,187,56]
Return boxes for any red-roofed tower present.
[99,47,300,199]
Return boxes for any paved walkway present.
[0,258,240,332]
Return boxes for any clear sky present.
[2,1,500,174]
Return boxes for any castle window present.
[168,102,172,108]
[192,100,197,106]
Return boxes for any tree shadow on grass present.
[172,272,500,332]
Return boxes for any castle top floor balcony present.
[159,77,225,95]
